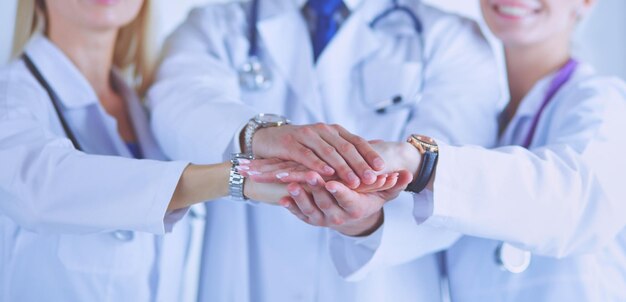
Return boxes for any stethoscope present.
[495,58,580,274]
[238,0,425,102]
[22,53,138,242]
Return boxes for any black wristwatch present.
[405,135,439,194]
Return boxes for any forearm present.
[169,162,289,211]
[168,162,230,211]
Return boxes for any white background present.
[1,0,625,80]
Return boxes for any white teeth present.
[497,5,533,17]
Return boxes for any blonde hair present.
[11,0,157,95]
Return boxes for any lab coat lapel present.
[315,7,384,85]
[257,3,325,121]
[116,77,166,160]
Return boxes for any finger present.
[288,142,336,177]
[379,170,414,199]
[325,181,366,217]
[355,175,389,193]
[359,173,401,193]
[306,172,346,226]
[287,183,326,226]
[299,128,361,188]
[376,173,399,191]
[246,160,301,173]
[336,125,385,172]
[315,127,375,186]
[281,197,311,223]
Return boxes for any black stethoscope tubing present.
[22,53,83,151]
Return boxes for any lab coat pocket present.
[57,232,140,274]
[360,61,424,113]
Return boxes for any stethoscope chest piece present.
[496,242,531,274]
[239,55,272,91]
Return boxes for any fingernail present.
[289,189,300,196]
[323,166,335,174]
[364,170,376,182]
[307,178,317,186]
[236,165,249,171]
[276,172,289,179]
[373,157,385,169]
[247,171,261,176]
[238,159,251,164]
[327,187,337,194]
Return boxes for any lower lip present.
[90,0,122,5]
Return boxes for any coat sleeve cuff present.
[144,161,191,234]
[329,223,384,280]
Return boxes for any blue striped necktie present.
[308,0,344,61]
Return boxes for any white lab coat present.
[148,0,501,301]
[0,35,202,302]
[333,63,626,300]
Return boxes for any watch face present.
[415,135,437,147]
[255,113,287,125]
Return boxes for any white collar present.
[23,34,134,109]
[24,34,98,108]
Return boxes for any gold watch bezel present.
[407,135,438,154]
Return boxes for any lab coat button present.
[112,230,134,241]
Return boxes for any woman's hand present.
[240,140,421,185]
[243,180,289,205]
[241,159,399,194]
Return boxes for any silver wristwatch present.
[229,153,254,201]
[243,113,290,154]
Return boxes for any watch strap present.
[229,153,253,201]
[243,119,261,155]
[406,151,438,194]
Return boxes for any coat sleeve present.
[329,11,503,279]
[0,67,189,235]
[429,77,626,258]
[147,5,257,164]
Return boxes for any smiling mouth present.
[493,3,541,18]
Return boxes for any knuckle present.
[313,123,327,131]
[338,166,353,177]
[309,214,324,226]
[353,137,369,148]
[301,207,316,216]
[298,126,315,137]
[298,147,315,158]
[338,142,356,154]
[321,146,337,157]
[329,215,344,226]
[348,208,364,220]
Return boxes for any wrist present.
[250,127,270,156]
[399,142,421,178]
[336,210,384,237]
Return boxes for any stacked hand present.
[251,123,386,188]
[241,132,420,236]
